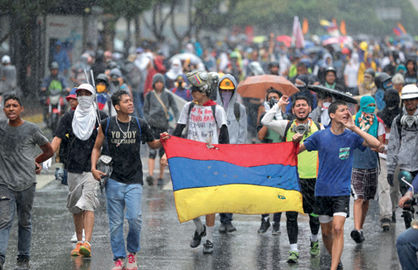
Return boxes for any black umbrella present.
[307,85,358,104]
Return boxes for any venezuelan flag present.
[162,136,303,223]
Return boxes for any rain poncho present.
[215,74,247,144]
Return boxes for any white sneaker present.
[70,230,85,243]
[111,258,125,270]
[125,252,137,270]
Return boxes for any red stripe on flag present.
[162,136,298,167]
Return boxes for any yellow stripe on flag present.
[173,184,304,223]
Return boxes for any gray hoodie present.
[144,89,179,129]
[386,108,418,174]
[216,74,247,144]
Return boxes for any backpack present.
[186,102,240,123]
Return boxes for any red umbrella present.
[276,35,292,47]
[237,75,299,99]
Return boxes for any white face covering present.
[72,95,97,141]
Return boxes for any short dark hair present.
[328,100,347,118]
[111,90,130,106]
[266,88,282,99]
[3,94,22,106]
[292,95,311,108]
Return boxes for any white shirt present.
[178,102,227,144]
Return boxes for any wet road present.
[4,165,404,270]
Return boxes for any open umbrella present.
[276,35,292,47]
[307,85,358,104]
[237,75,299,99]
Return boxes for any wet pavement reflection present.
[4,172,405,270]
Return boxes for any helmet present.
[96,73,109,86]
[76,83,95,95]
[110,68,122,78]
[375,73,392,90]
[219,78,235,90]
[187,71,219,97]
[50,61,59,70]
[325,66,336,75]
[1,55,10,64]
[364,68,375,78]
[398,171,413,188]
[401,84,418,100]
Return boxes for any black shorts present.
[299,178,319,214]
[316,196,350,218]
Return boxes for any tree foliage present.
[215,0,418,36]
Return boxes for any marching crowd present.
[0,35,418,270]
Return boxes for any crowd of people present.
[0,33,418,270]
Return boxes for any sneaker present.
[146,175,154,186]
[225,223,237,233]
[257,218,270,234]
[310,240,320,257]
[287,251,299,264]
[381,218,391,231]
[125,253,137,270]
[218,223,227,233]
[392,211,396,223]
[71,230,85,243]
[350,230,363,244]
[272,222,280,235]
[79,241,92,257]
[71,232,77,243]
[190,225,206,248]
[359,231,365,242]
[15,256,30,270]
[202,240,214,254]
[337,261,344,270]
[71,241,83,256]
[111,258,125,270]
[157,178,163,186]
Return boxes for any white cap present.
[76,83,95,95]
[1,55,11,64]
[401,84,418,100]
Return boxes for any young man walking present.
[0,95,53,270]
[50,84,106,257]
[262,95,322,263]
[293,100,381,270]
[162,71,229,254]
[143,73,179,186]
[350,96,384,242]
[91,90,164,270]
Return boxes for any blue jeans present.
[396,227,418,270]
[0,184,36,264]
[105,179,143,261]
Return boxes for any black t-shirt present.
[101,116,154,185]
[55,110,107,173]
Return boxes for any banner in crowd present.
[162,136,303,223]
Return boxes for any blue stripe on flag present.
[169,157,299,191]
